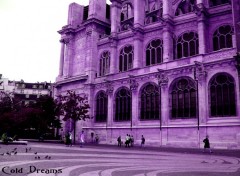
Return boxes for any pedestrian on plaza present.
[203,135,212,153]
[60,129,64,142]
[130,135,134,147]
[65,131,70,146]
[79,131,85,148]
[125,134,130,147]
[95,134,99,144]
[69,131,73,147]
[91,132,94,143]
[141,135,145,148]
[117,136,122,147]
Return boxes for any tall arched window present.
[209,73,236,117]
[209,0,231,7]
[145,1,163,25]
[170,78,197,119]
[119,45,134,72]
[99,51,110,77]
[175,0,196,16]
[120,3,133,31]
[140,83,160,120]
[213,25,234,51]
[95,91,108,122]
[115,88,131,121]
[146,39,163,66]
[176,32,199,59]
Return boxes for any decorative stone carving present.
[104,80,114,95]
[156,69,168,88]
[193,61,207,82]
[128,75,139,92]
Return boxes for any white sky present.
[0,0,110,83]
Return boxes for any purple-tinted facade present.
[55,0,240,149]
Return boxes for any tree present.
[58,90,90,144]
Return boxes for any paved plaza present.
[0,143,240,176]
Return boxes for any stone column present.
[129,76,139,130]
[163,26,173,62]
[133,29,144,69]
[162,0,173,62]
[59,39,65,76]
[133,0,145,69]
[196,4,207,54]
[67,41,73,77]
[110,0,121,36]
[133,0,145,28]
[63,39,70,77]
[110,38,118,74]
[157,72,169,146]
[106,82,114,143]
[232,0,240,52]
[194,62,207,147]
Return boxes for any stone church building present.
[54,0,240,149]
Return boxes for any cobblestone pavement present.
[0,143,240,176]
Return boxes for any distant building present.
[14,81,52,105]
[55,0,240,149]
[0,75,52,105]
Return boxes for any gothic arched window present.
[176,32,199,59]
[209,73,236,117]
[209,0,231,7]
[170,78,197,119]
[99,51,110,77]
[175,0,196,16]
[120,3,133,31]
[115,88,131,121]
[213,25,234,51]
[145,1,163,25]
[140,83,160,120]
[146,39,163,66]
[95,91,108,122]
[119,45,134,72]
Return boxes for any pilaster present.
[162,0,173,62]
[232,0,240,52]
[194,62,207,124]
[85,24,99,83]
[162,0,173,18]
[196,3,208,54]
[106,81,114,127]
[109,36,118,74]
[163,23,173,62]
[132,28,144,69]
[133,0,145,28]
[59,39,65,77]
[157,71,169,127]
[88,0,107,21]
[110,0,122,35]
[129,75,139,130]
[63,37,71,78]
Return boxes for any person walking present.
[69,131,73,147]
[125,134,130,147]
[117,136,122,147]
[141,135,145,148]
[130,135,134,147]
[203,135,212,153]
[79,131,85,148]
[95,134,99,144]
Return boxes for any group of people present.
[117,134,145,148]
[62,129,212,153]
[63,130,100,148]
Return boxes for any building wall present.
[55,0,240,149]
